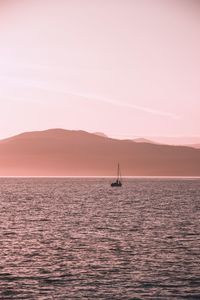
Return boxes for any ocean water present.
[0,178,200,300]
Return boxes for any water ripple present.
[0,178,200,299]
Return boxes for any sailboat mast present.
[111,163,122,187]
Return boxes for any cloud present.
[0,75,182,120]
[67,91,182,120]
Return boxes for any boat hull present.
[111,181,122,187]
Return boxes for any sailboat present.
[111,163,122,187]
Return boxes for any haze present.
[0,0,200,139]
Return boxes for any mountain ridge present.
[0,128,200,176]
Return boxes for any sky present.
[0,0,200,139]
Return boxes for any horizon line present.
[0,176,200,179]
[0,127,200,141]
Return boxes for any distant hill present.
[186,144,200,149]
[0,128,200,176]
[148,136,200,146]
[133,138,155,144]
[93,132,108,138]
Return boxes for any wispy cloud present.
[0,75,182,120]
[67,91,182,120]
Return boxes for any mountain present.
[133,138,155,144]
[0,128,200,176]
[93,132,108,138]
[148,136,200,146]
[186,144,200,149]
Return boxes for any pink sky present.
[0,0,200,139]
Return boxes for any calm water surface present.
[0,178,200,299]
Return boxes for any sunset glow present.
[0,3,200,298]
[0,0,200,139]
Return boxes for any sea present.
[0,177,200,300]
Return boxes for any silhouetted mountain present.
[186,144,200,149]
[0,128,200,176]
[148,136,200,146]
[93,132,108,138]
[133,138,155,144]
